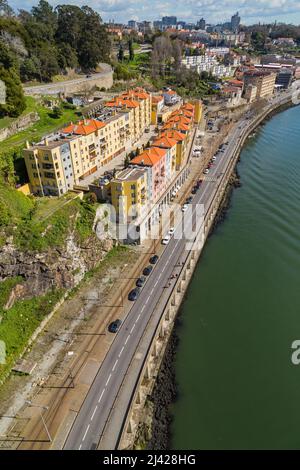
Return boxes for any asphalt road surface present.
[64,91,293,450]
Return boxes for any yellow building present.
[24,88,152,197]
[111,167,148,222]
[160,130,187,170]
[151,95,164,125]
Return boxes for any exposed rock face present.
[0,234,114,304]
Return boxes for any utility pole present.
[25,401,52,442]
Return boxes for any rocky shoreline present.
[133,168,242,450]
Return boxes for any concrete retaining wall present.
[116,94,296,449]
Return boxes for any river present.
[170,105,300,450]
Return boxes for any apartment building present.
[24,88,152,196]
[243,70,276,99]
[110,167,148,223]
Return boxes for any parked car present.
[108,319,122,333]
[162,235,170,245]
[204,169,209,175]
[150,255,159,264]
[212,156,216,161]
[192,187,198,194]
[181,204,188,212]
[143,265,153,276]
[168,227,175,236]
[136,276,146,287]
[128,288,141,301]
[186,196,193,204]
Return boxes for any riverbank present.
[133,168,242,450]
[133,96,298,450]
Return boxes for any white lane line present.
[105,374,112,387]
[79,444,82,450]
[130,324,135,334]
[150,288,154,295]
[98,389,105,403]
[145,296,150,304]
[158,273,162,280]
[82,424,90,442]
[112,359,118,372]
[136,314,141,321]
[91,406,98,421]
[119,346,124,357]
[141,305,145,313]
[154,281,158,287]
[125,335,130,345]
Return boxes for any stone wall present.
[0,112,40,142]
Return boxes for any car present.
[186,196,193,204]
[181,204,188,212]
[136,276,146,287]
[192,187,198,194]
[204,169,209,175]
[108,319,122,333]
[168,227,175,236]
[162,235,170,245]
[212,156,216,161]
[150,255,159,264]
[86,74,92,78]
[143,265,153,276]
[128,288,141,301]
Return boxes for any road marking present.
[91,406,98,421]
[82,424,90,442]
[79,444,82,450]
[158,273,162,280]
[130,324,135,334]
[112,359,118,372]
[145,296,150,304]
[98,389,105,403]
[141,305,145,312]
[137,314,141,321]
[125,335,130,345]
[119,346,124,357]
[105,374,112,387]
[150,288,154,295]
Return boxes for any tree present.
[118,42,124,62]
[0,0,14,17]
[128,39,134,62]
[31,0,57,42]
[0,41,26,117]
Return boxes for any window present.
[131,184,136,190]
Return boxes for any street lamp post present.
[25,400,52,442]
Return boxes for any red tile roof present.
[131,147,166,166]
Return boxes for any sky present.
[8,0,300,25]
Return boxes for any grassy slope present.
[0,97,79,154]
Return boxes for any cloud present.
[8,0,300,24]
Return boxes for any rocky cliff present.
[0,234,113,308]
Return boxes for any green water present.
[171,105,300,450]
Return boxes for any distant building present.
[231,11,241,32]
[153,20,163,31]
[243,70,276,99]
[197,18,206,30]
[128,20,138,30]
[162,16,177,29]
[276,68,293,89]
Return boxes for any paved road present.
[64,91,294,450]
[23,64,112,96]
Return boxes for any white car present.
[162,235,170,245]
[204,169,209,175]
[212,156,216,161]
[168,227,175,236]
[181,204,188,212]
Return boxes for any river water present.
[171,105,300,450]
